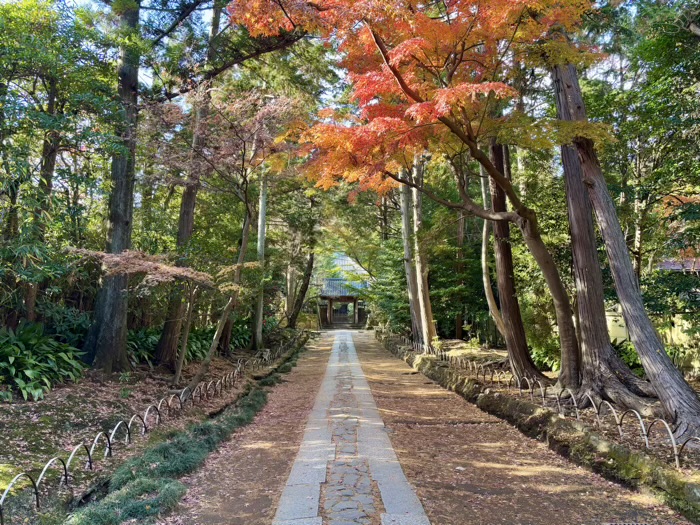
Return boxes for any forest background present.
[0,0,698,431]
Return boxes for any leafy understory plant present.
[0,324,85,401]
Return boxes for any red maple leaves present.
[232,0,593,191]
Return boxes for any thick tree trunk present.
[288,251,314,329]
[552,64,658,403]
[399,174,422,342]
[156,4,222,369]
[254,173,268,350]
[489,142,544,381]
[479,171,506,338]
[558,138,654,406]
[554,63,700,430]
[83,0,140,373]
[411,156,436,347]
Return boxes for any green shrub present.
[37,302,91,348]
[184,328,213,362]
[125,318,254,367]
[230,319,252,349]
[521,304,561,372]
[0,323,85,401]
[65,477,186,525]
[126,328,160,367]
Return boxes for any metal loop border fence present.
[0,331,304,525]
[375,330,700,473]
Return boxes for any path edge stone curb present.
[376,332,700,525]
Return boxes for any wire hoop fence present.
[376,329,700,473]
[0,331,304,525]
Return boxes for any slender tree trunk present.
[442,143,579,383]
[2,179,20,242]
[254,172,268,350]
[288,251,314,329]
[286,265,297,319]
[83,0,140,373]
[479,170,506,338]
[189,212,251,386]
[554,63,700,433]
[188,296,235,389]
[25,78,60,322]
[2,178,20,329]
[489,142,544,380]
[455,211,465,340]
[285,233,301,319]
[381,196,389,241]
[632,194,645,280]
[411,155,436,346]
[173,287,198,386]
[399,173,422,342]
[156,4,223,369]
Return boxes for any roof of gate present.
[320,277,368,298]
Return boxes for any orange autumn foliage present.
[231,0,594,191]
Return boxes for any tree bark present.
[554,63,700,434]
[173,286,198,386]
[399,173,422,342]
[25,77,60,322]
[218,316,233,355]
[455,210,465,340]
[253,172,268,350]
[288,251,314,329]
[411,155,436,347]
[83,0,140,373]
[489,142,544,381]
[155,3,222,369]
[479,170,506,338]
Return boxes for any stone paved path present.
[273,331,430,525]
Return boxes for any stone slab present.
[273,331,431,525]
[274,483,321,520]
[273,518,323,525]
[381,514,432,525]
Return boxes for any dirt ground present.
[352,331,691,525]
[158,333,332,525]
[156,330,694,525]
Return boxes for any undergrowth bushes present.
[126,319,253,367]
[0,323,85,401]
